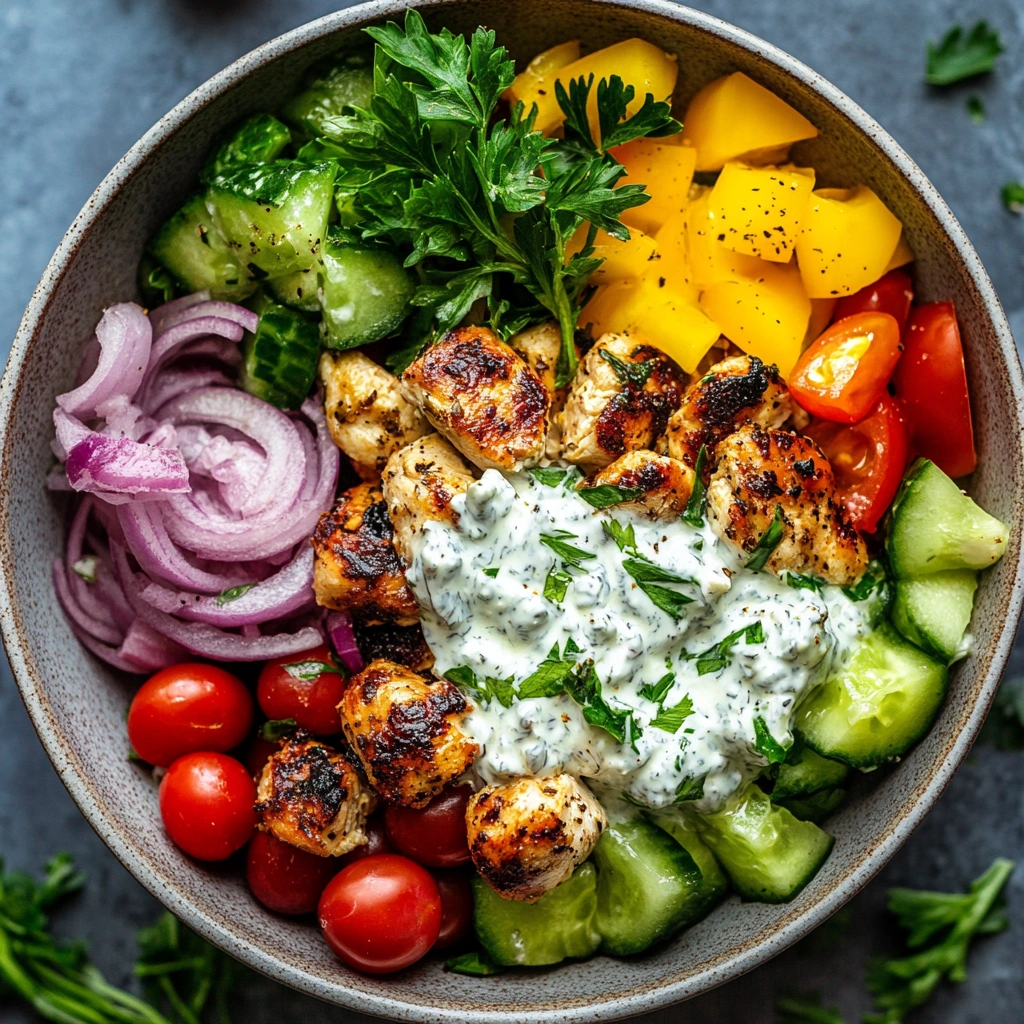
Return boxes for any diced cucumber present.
[648,810,730,916]
[694,785,834,903]
[138,253,177,306]
[206,161,337,277]
[796,624,947,770]
[240,296,321,410]
[592,814,706,955]
[771,742,849,801]
[319,237,414,349]
[776,787,847,824]
[891,570,979,663]
[202,114,292,181]
[266,265,322,312]
[887,459,1009,577]
[472,864,600,967]
[282,57,374,136]
[147,193,255,301]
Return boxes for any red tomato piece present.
[257,645,347,736]
[805,393,909,533]
[433,869,474,949]
[245,734,280,780]
[127,663,253,768]
[318,854,441,974]
[336,814,393,869]
[833,268,914,331]
[159,752,256,861]
[891,301,976,478]
[790,312,903,423]
[384,785,472,868]
[246,831,339,915]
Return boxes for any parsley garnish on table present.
[319,9,679,383]
[925,21,1004,86]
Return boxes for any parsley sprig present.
[925,21,1004,86]
[603,516,697,618]
[688,621,765,676]
[540,530,595,603]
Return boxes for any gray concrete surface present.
[2,0,1024,1021]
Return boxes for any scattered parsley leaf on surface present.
[693,622,765,676]
[651,694,695,733]
[967,95,986,123]
[622,557,696,619]
[599,348,656,387]
[926,21,1004,87]
[1001,182,1024,213]
[215,583,256,606]
[639,671,676,704]
[482,567,500,578]
[776,992,848,1024]
[603,518,639,556]
[543,566,573,603]
[71,555,99,583]
[518,640,581,699]
[753,715,790,764]
[445,950,501,976]
[540,531,594,569]
[576,483,643,509]
[746,505,785,571]
[785,572,824,593]
[282,659,341,680]
[674,775,705,802]
[443,666,515,707]
[530,466,568,487]
[259,718,298,741]
[681,445,708,528]
[564,659,637,744]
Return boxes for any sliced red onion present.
[53,558,124,646]
[142,369,235,414]
[65,433,190,498]
[152,299,258,337]
[69,624,150,674]
[119,620,189,671]
[326,610,364,674]
[53,409,92,460]
[146,291,212,335]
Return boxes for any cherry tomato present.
[833,268,914,331]
[384,785,472,868]
[336,814,393,869]
[159,752,256,861]
[891,301,976,478]
[127,663,253,768]
[257,645,347,736]
[245,734,280,780]
[805,393,909,533]
[318,854,441,974]
[246,831,339,915]
[433,870,474,949]
[790,312,902,423]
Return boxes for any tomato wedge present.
[789,312,903,423]
[832,268,914,330]
[804,394,909,532]
[891,301,976,478]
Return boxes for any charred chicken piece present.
[585,450,695,520]
[352,621,435,673]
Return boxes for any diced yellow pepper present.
[707,163,815,263]
[651,209,695,294]
[579,280,634,337]
[804,298,838,347]
[567,225,659,281]
[795,187,903,298]
[884,233,914,272]
[506,40,581,106]
[684,190,763,289]
[681,72,818,172]
[611,139,697,234]
[698,261,810,376]
[517,39,678,137]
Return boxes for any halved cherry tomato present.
[336,814,393,869]
[246,831,339,915]
[891,301,976,478]
[159,752,256,861]
[832,268,914,330]
[257,645,347,736]
[433,869,474,949]
[318,854,441,974]
[384,785,472,868]
[127,663,253,768]
[790,312,902,423]
[805,393,909,532]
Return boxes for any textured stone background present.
[2,1,1024,1021]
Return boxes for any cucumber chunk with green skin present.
[771,742,849,801]
[319,238,414,349]
[147,193,256,301]
[776,787,847,825]
[693,785,834,903]
[891,570,979,663]
[266,265,322,312]
[796,624,947,770]
[648,810,730,917]
[472,864,600,966]
[206,161,337,278]
[202,114,292,182]
[887,458,1009,577]
[240,296,321,410]
[282,58,374,136]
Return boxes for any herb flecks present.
[753,715,789,764]
[926,21,1004,86]
[746,504,785,572]
[215,582,256,606]
[692,621,765,676]
[681,444,708,528]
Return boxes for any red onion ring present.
[326,610,364,674]
[65,432,190,498]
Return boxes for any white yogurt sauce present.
[406,467,874,810]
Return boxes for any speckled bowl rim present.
[3,1,1023,1021]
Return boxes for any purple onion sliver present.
[119,620,189,671]
[69,624,151,674]
[146,290,212,336]
[150,299,258,337]
[326,610,363,674]
[65,433,190,496]
[52,558,124,646]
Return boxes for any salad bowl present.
[2,0,1023,1020]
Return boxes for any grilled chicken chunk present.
[508,321,573,411]
[706,424,867,584]
[466,774,606,902]
[255,735,375,857]
[311,483,420,625]
[320,350,430,480]
[560,333,684,472]
[352,621,435,673]
[585,450,695,520]
[664,354,792,467]
[402,326,549,472]
[339,659,478,807]
[381,433,475,564]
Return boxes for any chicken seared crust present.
[466,774,607,902]
[402,326,549,472]
[311,483,419,624]
[352,621,435,673]
[339,659,478,808]
[586,450,695,520]
[560,333,684,472]
[707,424,868,585]
[381,433,475,564]
[664,354,792,467]
[255,735,375,857]
[319,351,430,479]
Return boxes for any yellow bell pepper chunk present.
[506,40,581,105]
[518,39,678,137]
[684,190,763,289]
[707,163,815,263]
[651,209,696,295]
[681,72,818,172]
[795,187,903,298]
[610,139,697,235]
[580,280,635,338]
[699,261,810,377]
[884,233,914,272]
[567,225,659,281]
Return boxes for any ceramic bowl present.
[2,1,1023,1020]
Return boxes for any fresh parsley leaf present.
[564,659,635,743]
[967,95,986,123]
[746,504,785,571]
[446,949,501,976]
[675,774,705,802]
[599,347,655,386]
[639,671,676,704]
[530,465,569,487]
[282,659,341,681]
[518,641,581,699]
[1001,181,1024,213]
[260,718,298,741]
[444,666,478,689]
[603,518,638,555]
[694,622,765,676]
[842,559,892,615]
[576,483,643,508]
[926,21,1004,87]
[682,445,708,528]
[540,530,595,569]
[215,582,256,606]
[622,557,696,619]
[786,572,824,592]
[753,716,790,764]
[482,567,500,578]
[776,992,848,1024]
[651,694,695,733]
[544,565,573,603]
[444,666,515,708]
